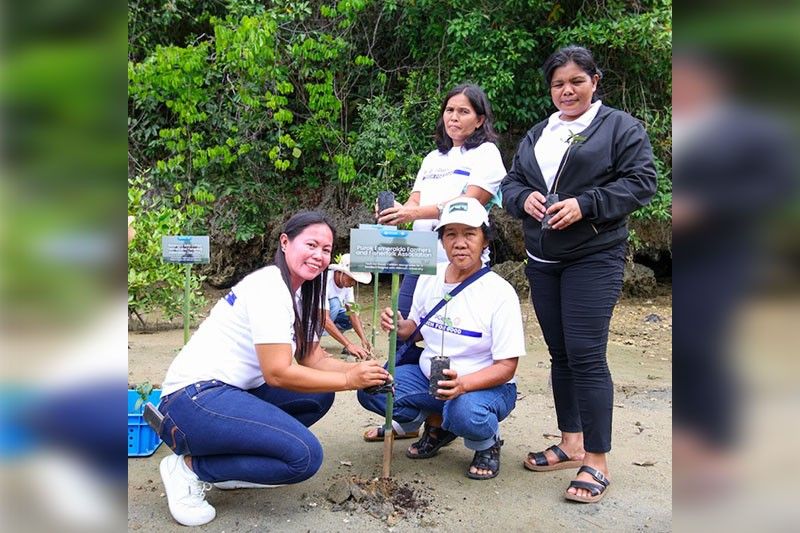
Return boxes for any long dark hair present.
[542,45,603,102]
[434,83,499,154]
[273,211,336,360]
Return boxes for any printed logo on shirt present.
[420,167,452,181]
[224,291,237,305]
[427,320,482,338]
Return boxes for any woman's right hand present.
[344,360,391,389]
[377,202,413,225]
[379,307,402,332]
[524,191,547,221]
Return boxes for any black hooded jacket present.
[501,105,658,261]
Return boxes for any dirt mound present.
[325,475,432,526]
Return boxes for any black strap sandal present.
[524,444,582,472]
[466,439,503,480]
[405,424,457,459]
[564,465,611,503]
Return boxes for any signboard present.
[349,226,437,275]
[162,236,210,264]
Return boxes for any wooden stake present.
[382,432,394,478]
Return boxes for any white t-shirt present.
[408,265,526,384]
[323,271,354,310]
[534,100,602,192]
[412,142,506,263]
[161,265,297,395]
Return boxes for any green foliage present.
[347,95,430,206]
[128,175,210,324]
[632,158,672,223]
[133,381,154,412]
[129,0,672,255]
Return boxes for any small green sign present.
[349,227,437,275]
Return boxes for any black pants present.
[526,242,625,453]
[674,245,747,448]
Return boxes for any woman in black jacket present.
[501,45,657,503]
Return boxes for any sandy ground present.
[128,287,672,532]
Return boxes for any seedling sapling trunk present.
[382,273,400,477]
[429,294,451,395]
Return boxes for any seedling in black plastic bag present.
[430,294,452,397]
[377,191,396,213]
[364,378,394,395]
[541,193,560,230]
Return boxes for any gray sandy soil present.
[128,288,671,532]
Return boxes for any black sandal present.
[405,424,457,459]
[564,465,611,503]
[524,444,582,472]
[466,440,503,480]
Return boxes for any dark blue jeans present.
[526,242,625,453]
[357,364,517,451]
[328,297,353,331]
[395,274,423,363]
[157,380,334,484]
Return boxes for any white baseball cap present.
[434,197,489,230]
[329,253,372,284]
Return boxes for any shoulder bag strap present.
[396,266,491,357]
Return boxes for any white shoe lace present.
[183,480,213,507]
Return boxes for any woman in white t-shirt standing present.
[155,211,390,527]
[376,84,507,365]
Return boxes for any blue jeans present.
[395,274,423,364]
[157,380,334,484]
[357,365,516,451]
[328,298,353,331]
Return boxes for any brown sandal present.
[363,426,419,442]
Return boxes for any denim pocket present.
[160,413,190,455]
[186,380,225,403]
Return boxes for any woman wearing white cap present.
[359,197,526,480]
[323,253,373,359]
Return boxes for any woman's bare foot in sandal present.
[405,414,456,459]
[408,414,442,457]
[524,431,585,471]
[566,452,610,502]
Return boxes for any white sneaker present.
[212,480,286,490]
[159,454,216,526]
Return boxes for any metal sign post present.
[162,236,210,345]
[350,226,437,478]
[371,271,379,349]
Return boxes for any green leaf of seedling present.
[345,301,362,316]
[135,381,153,412]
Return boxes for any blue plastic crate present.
[128,389,162,457]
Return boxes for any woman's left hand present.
[434,368,465,400]
[545,198,584,230]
